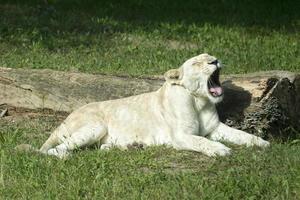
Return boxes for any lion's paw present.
[205,142,231,157]
[47,148,70,159]
[255,138,270,148]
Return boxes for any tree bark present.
[0,67,299,138]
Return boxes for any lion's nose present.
[217,61,222,69]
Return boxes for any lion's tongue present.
[209,86,223,96]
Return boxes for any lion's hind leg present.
[46,123,107,159]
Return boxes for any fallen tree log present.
[0,67,299,138]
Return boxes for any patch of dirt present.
[0,105,68,121]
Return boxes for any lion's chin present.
[207,93,224,104]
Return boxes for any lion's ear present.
[164,68,183,85]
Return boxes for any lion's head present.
[164,53,223,104]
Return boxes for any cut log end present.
[217,74,300,139]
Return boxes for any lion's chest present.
[195,101,220,136]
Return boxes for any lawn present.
[0,0,300,199]
[0,0,299,76]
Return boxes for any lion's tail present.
[15,144,39,153]
[15,128,60,155]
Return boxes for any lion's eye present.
[208,60,218,65]
[192,61,202,66]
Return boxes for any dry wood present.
[0,67,299,138]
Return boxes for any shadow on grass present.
[1,0,299,36]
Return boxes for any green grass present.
[0,0,299,76]
[1,115,300,199]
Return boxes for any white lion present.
[28,53,269,158]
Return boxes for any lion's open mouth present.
[208,69,223,97]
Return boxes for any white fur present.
[38,53,269,158]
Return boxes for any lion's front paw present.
[205,142,231,157]
[243,135,270,148]
[255,138,270,148]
